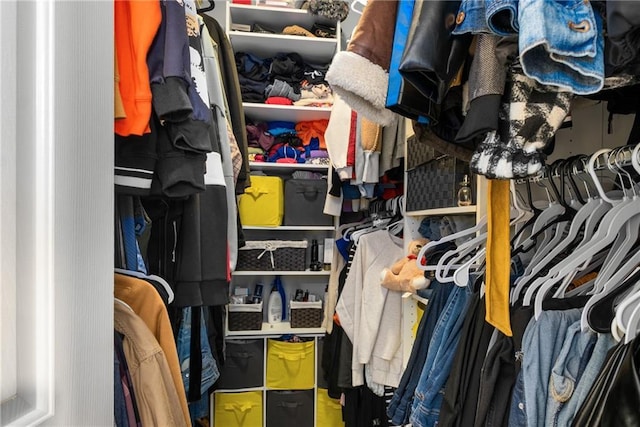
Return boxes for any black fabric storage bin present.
[284,178,333,226]
[266,390,314,427]
[405,138,473,211]
[237,240,308,271]
[217,339,264,389]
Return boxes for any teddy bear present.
[380,238,430,293]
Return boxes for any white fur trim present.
[327,51,394,126]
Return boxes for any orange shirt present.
[114,0,161,136]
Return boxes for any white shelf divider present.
[233,270,331,276]
[243,225,335,231]
[226,321,326,337]
[248,162,329,172]
[406,205,477,217]
[243,103,333,123]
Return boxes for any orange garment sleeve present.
[114,0,161,136]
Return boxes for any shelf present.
[243,103,332,122]
[233,270,331,276]
[229,31,337,64]
[229,4,339,33]
[213,386,264,394]
[243,225,335,231]
[249,161,329,172]
[226,321,326,337]
[406,205,478,217]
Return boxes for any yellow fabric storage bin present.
[214,391,262,427]
[316,388,344,427]
[266,339,315,389]
[238,175,284,226]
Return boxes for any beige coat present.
[114,273,191,426]
[114,302,188,427]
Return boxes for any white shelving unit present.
[213,4,341,426]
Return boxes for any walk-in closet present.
[3,0,640,426]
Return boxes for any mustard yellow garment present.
[485,179,513,336]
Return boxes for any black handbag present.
[398,0,472,105]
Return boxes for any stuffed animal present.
[380,238,430,293]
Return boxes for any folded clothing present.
[265,96,294,105]
[246,122,274,151]
[267,121,297,136]
[309,150,329,158]
[295,119,329,148]
[265,79,301,101]
[282,25,315,37]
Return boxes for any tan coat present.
[114,302,188,427]
[114,273,191,427]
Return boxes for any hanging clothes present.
[114,301,188,427]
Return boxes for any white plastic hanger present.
[528,150,640,319]
[613,276,640,335]
[453,247,486,287]
[416,216,488,271]
[435,223,490,283]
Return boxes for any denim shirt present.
[410,283,474,427]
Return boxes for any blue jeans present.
[556,332,616,426]
[410,283,473,427]
[545,320,597,427]
[177,307,220,403]
[509,368,528,427]
[522,308,582,427]
[519,0,604,95]
[387,281,454,425]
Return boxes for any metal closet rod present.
[514,143,640,185]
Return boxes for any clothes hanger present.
[435,216,491,283]
[512,162,595,294]
[622,290,640,343]
[196,0,215,13]
[530,149,640,320]
[416,216,488,271]
[581,254,640,332]
[453,247,486,287]
[612,274,640,334]
[519,150,619,306]
[511,168,567,258]
[115,268,175,304]
[589,147,640,294]
[521,160,579,267]
[512,163,576,302]
[510,180,533,227]
[510,175,546,250]
[580,144,640,332]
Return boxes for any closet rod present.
[514,143,639,185]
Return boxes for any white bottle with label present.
[267,289,283,324]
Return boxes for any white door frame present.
[1,1,114,425]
